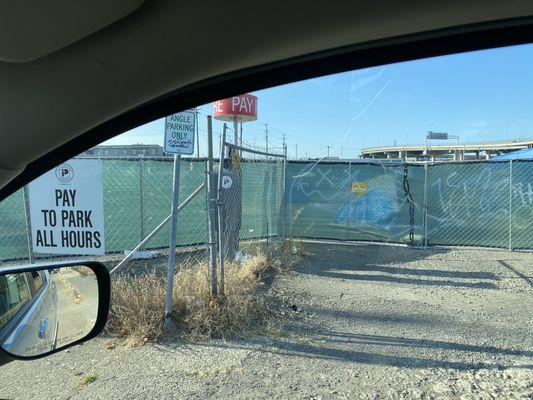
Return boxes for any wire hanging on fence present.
[402,163,415,245]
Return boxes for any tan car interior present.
[1,0,533,192]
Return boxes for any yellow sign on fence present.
[351,181,368,194]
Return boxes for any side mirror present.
[0,261,109,362]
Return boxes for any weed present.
[80,374,97,386]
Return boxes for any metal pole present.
[22,186,34,263]
[206,116,218,296]
[139,158,145,249]
[195,108,200,158]
[233,116,239,146]
[110,183,205,275]
[264,165,271,246]
[164,154,181,330]
[295,144,298,160]
[240,122,243,148]
[509,159,513,251]
[347,161,351,240]
[423,162,429,249]
[265,123,269,154]
[217,124,227,296]
[282,144,287,241]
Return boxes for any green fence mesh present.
[1,158,532,263]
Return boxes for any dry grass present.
[106,244,295,343]
[106,272,166,343]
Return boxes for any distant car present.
[0,270,58,357]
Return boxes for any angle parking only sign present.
[28,159,105,255]
[164,110,195,154]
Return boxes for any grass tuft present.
[80,374,97,386]
[106,244,296,343]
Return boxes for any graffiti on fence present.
[428,166,509,225]
[288,163,414,241]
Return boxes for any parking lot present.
[1,242,531,399]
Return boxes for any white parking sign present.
[164,111,195,154]
[28,159,105,255]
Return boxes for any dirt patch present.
[1,242,531,399]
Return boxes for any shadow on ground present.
[293,242,500,289]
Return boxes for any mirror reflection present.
[0,265,98,357]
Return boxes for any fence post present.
[423,162,429,249]
[22,186,34,263]
[216,124,227,296]
[206,116,218,297]
[347,161,351,241]
[139,157,145,250]
[164,154,181,331]
[282,144,287,242]
[264,165,270,246]
[509,159,513,251]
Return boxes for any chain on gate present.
[403,163,415,245]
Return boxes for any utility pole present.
[264,123,269,153]
[295,144,298,160]
[327,146,330,158]
[282,133,285,148]
[341,142,343,160]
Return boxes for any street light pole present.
[506,120,515,143]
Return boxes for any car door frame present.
[2,16,533,201]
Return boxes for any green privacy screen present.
[287,160,533,250]
[1,158,533,262]
[286,161,425,245]
[0,158,283,262]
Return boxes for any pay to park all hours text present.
[35,188,102,250]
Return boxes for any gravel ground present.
[1,242,532,399]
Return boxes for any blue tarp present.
[491,148,533,160]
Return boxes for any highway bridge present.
[361,138,533,161]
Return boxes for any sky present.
[105,43,533,159]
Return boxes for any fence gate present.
[213,124,287,294]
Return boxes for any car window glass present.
[31,271,43,292]
[0,274,31,329]
[1,41,533,398]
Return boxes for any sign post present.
[163,110,195,330]
[28,159,105,256]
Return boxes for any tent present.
[491,148,533,160]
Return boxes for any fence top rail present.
[287,159,533,167]
[224,142,286,159]
[287,160,419,167]
[76,156,210,162]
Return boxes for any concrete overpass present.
[361,138,533,161]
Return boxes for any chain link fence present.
[2,158,533,267]
[287,161,425,245]
[0,152,287,271]
[217,142,286,262]
[0,157,210,270]
[287,159,533,251]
